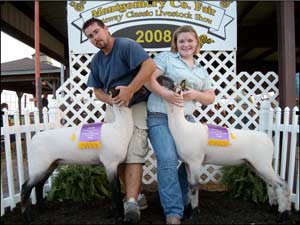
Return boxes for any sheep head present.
[179,80,189,91]
[108,87,120,98]
[156,76,186,94]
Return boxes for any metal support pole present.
[35,0,42,120]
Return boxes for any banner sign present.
[68,0,236,53]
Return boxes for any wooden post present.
[35,0,42,119]
[277,1,296,181]
[277,1,296,109]
[16,91,23,119]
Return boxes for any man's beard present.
[97,40,106,49]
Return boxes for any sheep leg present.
[247,161,291,221]
[21,160,60,222]
[110,173,124,224]
[181,164,192,220]
[188,185,200,215]
[267,184,278,210]
[246,162,278,208]
[185,163,202,221]
[183,202,192,221]
[21,179,46,221]
[21,180,35,222]
[36,161,60,212]
[274,181,291,223]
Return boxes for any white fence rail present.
[1,103,299,216]
[259,102,299,210]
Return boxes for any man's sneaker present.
[124,197,140,224]
[137,193,148,210]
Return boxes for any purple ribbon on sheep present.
[79,123,102,149]
[207,124,230,146]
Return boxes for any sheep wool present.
[21,104,133,223]
[156,75,291,218]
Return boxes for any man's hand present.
[112,86,134,106]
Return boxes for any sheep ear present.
[180,80,187,91]
[175,85,182,94]
[156,75,177,92]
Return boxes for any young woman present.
[147,25,215,224]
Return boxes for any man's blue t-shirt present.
[87,38,149,93]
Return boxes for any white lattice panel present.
[56,51,279,185]
[56,54,107,126]
[142,142,157,185]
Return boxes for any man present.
[42,93,49,110]
[82,18,156,223]
[1,103,9,127]
[1,103,9,150]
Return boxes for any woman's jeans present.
[147,112,190,218]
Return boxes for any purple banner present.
[207,124,229,142]
[79,123,102,142]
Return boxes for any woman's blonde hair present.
[170,25,200,55]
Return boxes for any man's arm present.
[128,58,156,93]
[93,88,112,105]
[114,58,156,106]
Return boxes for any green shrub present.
[47,165,112,202]
[220,164,268,203]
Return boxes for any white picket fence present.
[1,104,61,216]
[1,102,299,216]
[259,102,299,210]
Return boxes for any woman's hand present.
[183,88,215,105]
[162,89,184,107]
[182,89,196,101]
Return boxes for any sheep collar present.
[207,124,234,147]
[78,123,103,149]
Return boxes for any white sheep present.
[156,76,291,221]
[21,94,133,223]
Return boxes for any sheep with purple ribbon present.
[156,75,291,222]
[21,88,132,223]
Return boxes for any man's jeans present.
[147,112,190,218]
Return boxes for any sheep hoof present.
[114,216,123,224]
[268,204,278,212]
[277,211,290,224]
[22,207,33,223]
[190,207,200,223]
[183,203,192,220]
[37,203,47,214]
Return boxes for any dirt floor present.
[1,188,299,225]
[1,147,299,224]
